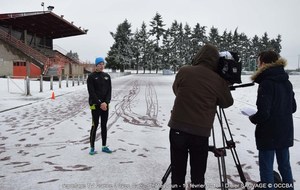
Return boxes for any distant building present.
[0,10,88,77]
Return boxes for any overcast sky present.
[2,0,300,69]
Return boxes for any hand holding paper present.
[240,107,257,116]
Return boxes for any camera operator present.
[168,44,234,190]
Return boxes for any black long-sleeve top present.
[87,71,112,106]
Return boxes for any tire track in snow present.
[80,78,160,144]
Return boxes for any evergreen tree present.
[232,28,240,52]
[146,40,156,73]
[248,35,261,71]
[177,22,185,67]
[260,32,271,50]
[161,29,172,70]
[132,29,141,73]
[227,31,234,51]
[208,26,220,48]
[219,30,229,51]
[106,19,133,72]
[238,32,251,68]
[270,34,282,53]
[149,12,166,73]
[191,23,207,56]
[182,23,193,65]
[169,20,182,72]
[149,12,166,47]
[106,12,282,73]
[132,22,151,73]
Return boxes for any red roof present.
[0,11,87,39]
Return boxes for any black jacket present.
[250,58,296,150]
[87,71,112,106]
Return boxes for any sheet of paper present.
[240,107,257,116]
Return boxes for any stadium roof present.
[0,11,87,39]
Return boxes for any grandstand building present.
[0,9,88,77]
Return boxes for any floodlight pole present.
[41,2,45,12]
[297,55,300,72]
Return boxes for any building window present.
[13,61,26,66]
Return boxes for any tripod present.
[210,107,248,190]
[159,106,250,190]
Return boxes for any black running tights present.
[90,108,109,148]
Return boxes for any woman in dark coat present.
[249,50,296,190]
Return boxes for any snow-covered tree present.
[191,23,207,56]
[208,26,220,48]
[182,23,193,65]
[149,12,166,73]
[106,19,133,72]
[106,12,282,73]
[161,29,172,70]
[131,22,152,73]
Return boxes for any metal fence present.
[7,74,88,96]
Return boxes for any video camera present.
[218,51,242,85]
[218,51,254,90]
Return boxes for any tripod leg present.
[159,164,172,190]
[217,155,229,190]
[220,108,248,190]
[230,148,248,189]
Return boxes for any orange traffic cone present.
[51,91,55,100]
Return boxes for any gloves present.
[249,114,256,124]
